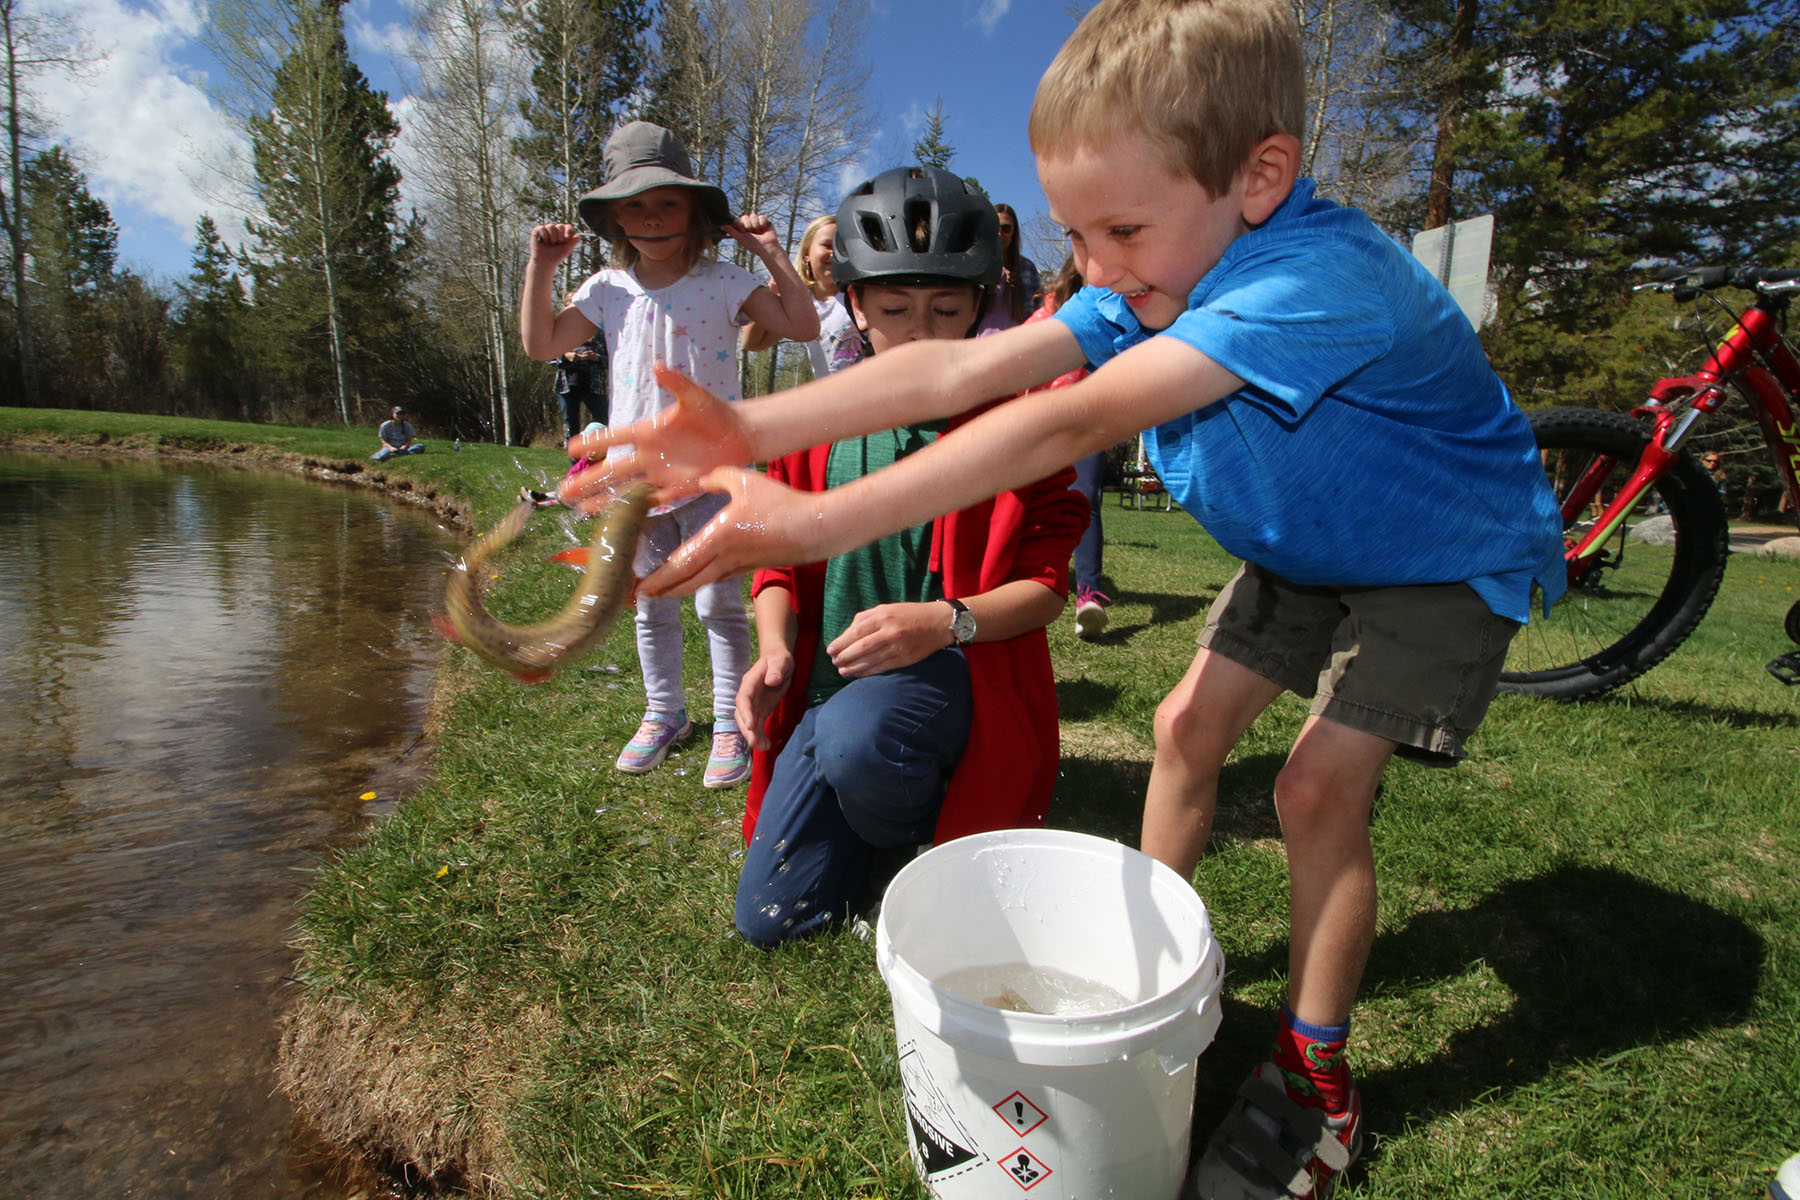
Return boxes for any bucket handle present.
[1154,992,1223,1075]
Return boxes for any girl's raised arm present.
[521,223,602,359]
[727,215,819,342]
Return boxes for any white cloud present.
[29,0,252,274]
[973,0,1012,35]
[900,101,926,139]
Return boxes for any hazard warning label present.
[896,1041,984,1185]
[992,1090,1047,1137]
[998,1147,1053,1191]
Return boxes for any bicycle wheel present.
[1499,407,1730,700]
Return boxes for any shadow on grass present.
[1056,677,1123,721]
[1049,749,1291,847]
[1589,692,1800,731]
[1197,864,1763,1158]
[1049,755,1149,846]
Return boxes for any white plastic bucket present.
[875,829,1224,1200]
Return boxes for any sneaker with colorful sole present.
[616,711,692,774]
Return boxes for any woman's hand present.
[734,650,795,752]
[826,601,953,679]
[561,365,755,510]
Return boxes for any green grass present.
[6,408,1797,1198]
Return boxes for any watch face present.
[951,608,977,644]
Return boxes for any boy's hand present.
[562,365,754,509]
[724,213,782,262]
[733,651,795,751]
[530,223,583,267]
[637,468,826,596]
[826,602,952,679]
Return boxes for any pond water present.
[0,451,456,1197]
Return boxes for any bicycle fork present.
[1561,405,1686,586]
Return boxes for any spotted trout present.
[435,484,650,683]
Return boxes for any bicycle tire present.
[1498,407,1730,700]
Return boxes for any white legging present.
[631,494,751,720]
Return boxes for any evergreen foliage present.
[243,0,417,426]
[175,215,257,420]
[1385,0,1800,409]
[912,97,955,168]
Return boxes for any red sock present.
[1270,1005,1353,1114]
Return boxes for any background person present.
[974,201,1043,336]
[1025,256,1110,637]
[552,298,609,450]
[741,214,863,378]
[371,406,424,460]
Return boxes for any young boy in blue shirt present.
[565,0,1565,1194]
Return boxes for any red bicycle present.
[1499,265,1800,700]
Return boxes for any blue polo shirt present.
[1054,179,1565,623]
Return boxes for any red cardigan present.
[741,401,1089,845]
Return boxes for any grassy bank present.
[7,408,1798,1198]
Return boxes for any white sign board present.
[1411,214,1494,330]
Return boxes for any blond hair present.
[1029,0,1304,198]
[795,215,836,292]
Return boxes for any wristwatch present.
[945,598,977,647]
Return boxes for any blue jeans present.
[1071,452,1105,590]
[371,443,425,461]
[734,649,972,947]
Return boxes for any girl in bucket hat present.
[521,120,819,790]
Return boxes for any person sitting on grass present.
[562,0,1567,1193]
[371,406,425,461]
[728,165,1088,947]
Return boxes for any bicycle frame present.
[1562,282,1800,585]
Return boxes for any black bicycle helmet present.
[832,166,1003,289]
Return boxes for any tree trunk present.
[1423,0,1477,230]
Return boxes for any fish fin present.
[514,669,555,685]
[429,611,462,643]
[547,547,589,568]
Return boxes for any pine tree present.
[177,215,256,419]
[22,144,117,396]
[244,0,414,425]
[1383,0,1800,408]
[912,98,954,168]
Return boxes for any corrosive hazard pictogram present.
[999,1147,1053,1191]
[993,1090,1047,1136]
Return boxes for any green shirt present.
[807,422,946,705]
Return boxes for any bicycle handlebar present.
[1639,265,1800,298]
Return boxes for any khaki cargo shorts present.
[1198,563,1522,766]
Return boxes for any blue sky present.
[34,0,1084,284]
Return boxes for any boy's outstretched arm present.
[644,335,1245,595]
[563,318,1085,506]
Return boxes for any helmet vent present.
[941,213,976,254]
[858,213,890,253]
[903,199,933,252]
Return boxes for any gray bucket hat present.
[577,121,732,243]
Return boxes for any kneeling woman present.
[734,166,1089,945]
